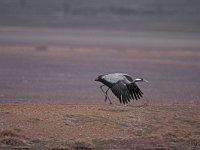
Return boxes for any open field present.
[0,27,200,149]
[0,102,200,149]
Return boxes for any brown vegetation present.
[0,102,200,149]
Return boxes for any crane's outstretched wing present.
[110,80,143,104]
[127,82,143,100]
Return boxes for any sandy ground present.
[0,102,200,149]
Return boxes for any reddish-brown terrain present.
[0,102,200,149]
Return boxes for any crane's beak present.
[143,79,148,82]
[94,78,99,81]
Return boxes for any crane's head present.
[134,78,148,83]
[94,75,103,82]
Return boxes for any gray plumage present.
[95,73,147,104]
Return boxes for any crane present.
[95,73,148,104]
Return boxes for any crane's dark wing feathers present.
[111,80,143,104]
[123,74,133,82]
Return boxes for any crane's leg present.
[100,85,108,101]
[100,85,112,104]
[105,88,112,104]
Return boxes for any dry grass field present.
[0,102,200,149]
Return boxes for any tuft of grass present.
[50,148,70,150]
[163,132,180,143]
[92,138,115,149]
[72,141,94,150]
[132,125,154,137]
[186,138,200,147]
[0,130,20,138]
[29,138,42,145]
[14,128,22,133]
[0,137,27,146]
[181,119,200,128]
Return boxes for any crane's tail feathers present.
[127,82,144,100]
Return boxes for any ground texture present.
[0,102,200,150]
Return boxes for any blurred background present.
[0,0,200,103]
[0,0,200,32]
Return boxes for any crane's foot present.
[104,97,107,102]
[108,98,112,104]
[105,96,112,104]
